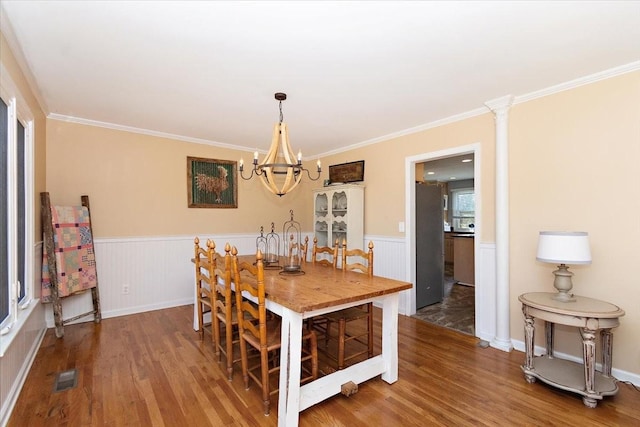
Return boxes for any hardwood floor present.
[9,305,640,426]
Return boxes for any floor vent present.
[53,369,78,393]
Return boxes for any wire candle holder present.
[282,210,303,273]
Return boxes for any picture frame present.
[328,160,365,184]
[187,156,238,208]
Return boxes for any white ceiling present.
[421,155,475,182]
[1,1,639,158]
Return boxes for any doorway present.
[404,144,483,337]
[414,154,475,334]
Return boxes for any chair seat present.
[242,319,282,350]
[233,249,319,416]
[313,240,375,370]
[214,305,244,325]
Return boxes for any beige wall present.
[45,120,315,237]
[0,32,47,231]
[323,70,639,374]
[509,71,640,374]
[0,29,47,424]
[16,18,640,376]
[321,114,496,242]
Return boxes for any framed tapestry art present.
[187,157,238,208]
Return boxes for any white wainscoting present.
[1,243,46,427]
[43,233,494,331]
[476,242,497,343]
[43,234,259,327]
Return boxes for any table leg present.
[580,327,598,408]
[380,293,400,383]
[278,308,303,427]
[600,328,613,377]
[522,308,535,383]
[545,321,554,358]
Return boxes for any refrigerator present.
[415,183,444,309]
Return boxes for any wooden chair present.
[322,241,375,370]
[233,247,318,416]
[311,237,339,267]
[212,243,242,380]
[194,237,218,343]
[293,235,310,263]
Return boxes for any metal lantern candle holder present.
[264,222,280,268]
[256,225,267,253]
[282,210,303,273]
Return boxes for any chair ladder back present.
[342,240,374,276]
[290,235,310,263]
[232,247,266,345]
[194,237,217,342]
[312,237,339,267]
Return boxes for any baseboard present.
[0,327,46,427]
[44,298,194,328]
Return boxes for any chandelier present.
[239,92,321,197]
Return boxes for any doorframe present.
[404,143,483,334]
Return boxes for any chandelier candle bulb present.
[298,150,302,163]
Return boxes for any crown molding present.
[514,61,640,105]
[317,107,488,158]
[47,113,255,153]
[45,60,640,160]
[319,61,639,158]
[0,5,49,115]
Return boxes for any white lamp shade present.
[536,231,592,264]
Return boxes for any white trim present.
[485,95,514,353]
[0,59,37,352]
[514,61,640,105]
[319,108,488,158]
[42,61,640,160]
[0,316,45,426]
[47,113,258,154]
[0,14,48,114]
[317,61,640,158]
[0,299,39,357]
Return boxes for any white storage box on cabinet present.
[313,184,364,250]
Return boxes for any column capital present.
[485,95,514,115]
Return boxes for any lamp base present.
[552,264,576,302]
[552,291,576,303]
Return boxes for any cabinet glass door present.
[332,191,347,217]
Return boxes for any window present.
[451,188,475,232]
[0,69,34,344]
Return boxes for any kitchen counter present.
[453,234,475,285]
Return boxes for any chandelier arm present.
[239,166,255,180]
[240,92,318,196]
[301,167,322,181]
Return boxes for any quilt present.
[41,205,97,303]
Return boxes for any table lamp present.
[536,231,591,302]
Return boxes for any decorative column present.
[485,95,514,352]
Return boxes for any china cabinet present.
[313,184,364,250]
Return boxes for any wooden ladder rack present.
[41,192,101,337]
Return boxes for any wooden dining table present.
[194,255,412,427]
